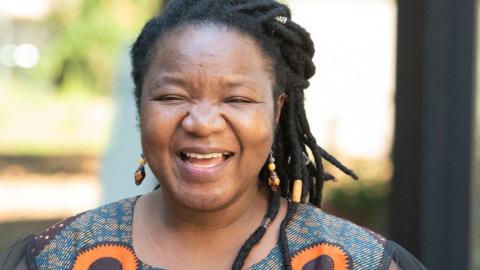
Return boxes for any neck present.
[133,184,285,269]
[142,184,269,247]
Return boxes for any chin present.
[173,185,238,212]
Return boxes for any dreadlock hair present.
[130,1,358,269]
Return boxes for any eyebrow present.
[154,74,188,88]
[221,78,259,89]
[154,73,260,89]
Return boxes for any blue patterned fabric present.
[28,197,404,269]
[251,204,390,269]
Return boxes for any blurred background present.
[0,0,478,269]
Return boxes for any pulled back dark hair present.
[130,1,358,269]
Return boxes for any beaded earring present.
[134,153,146,186]
[267,151,280,191]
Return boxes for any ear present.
[274,93,286,125]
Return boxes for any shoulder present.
[29,197,137,269]
[287,203,390,269]
[291,203,388,246]
[33,196,136,245]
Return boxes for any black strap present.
[384,240,427,270]
[0,235,34,270]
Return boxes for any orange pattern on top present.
[291,242,350,270]
[72,243,138,270]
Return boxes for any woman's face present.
[140,23,283,211]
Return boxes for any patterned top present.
[24,197,424,270]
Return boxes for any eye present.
[225,97,256,104]
[152,95,188,103]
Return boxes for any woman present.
[2,0,426,269]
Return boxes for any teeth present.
[184,152,227,159]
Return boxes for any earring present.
[292,179,302,203]
[267,151,280,191]
[134,153,146,186]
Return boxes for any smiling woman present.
[1,1,425,270]
[140,25,279,215]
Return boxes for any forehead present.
[148,23,273,81]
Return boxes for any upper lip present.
[176,146,235,155]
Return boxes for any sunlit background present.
[0,0,478,268]
[0,0,395,237]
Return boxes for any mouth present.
[179,151,234,168]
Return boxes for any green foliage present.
[38,0,161,95]
[324,178,390,234]
[327,179,389,212]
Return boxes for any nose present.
[181,102,226,137]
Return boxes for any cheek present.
[226,105,276,156]
[139,104,183,154]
